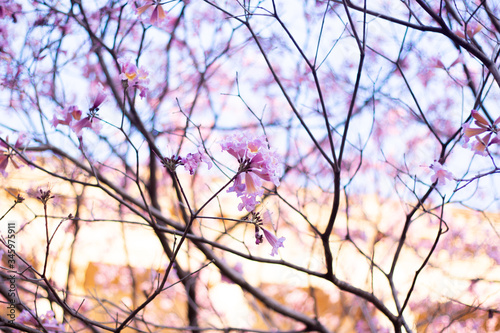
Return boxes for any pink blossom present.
[52,104,101,138]
[455,21,482,39]
[40,311,64,332]
[262,228,285,256]
[15,309,64,333]
[180,147,212,175]
[17,309,37,326]
[0,134,29,177]
[0,1,22,21]
[252,211,285,256]
[136,0,166,25]
[119,58,138,81]
[51,105,82,128]
[71,117,101,135]
[462,121,485,144]
[221,133,282,211]
[430,161,454,185]
[470,135,489,156]
[461,110,500,156]
[118,57,149,98]
[239,195,260,212]
[90,82,107,112]
[463,110,489,140]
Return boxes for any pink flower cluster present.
[180,147,212,175]
[220,133,282,211]
[15,309,64,333]
[118,58,149,98]
[462,109,500,156]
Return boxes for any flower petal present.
[471,110,489,126]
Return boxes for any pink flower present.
[118,57,149,98]
[71,117,101,136]
[90,82,107,112]
[430,161,454,185]
[220,262,243,284]
[51,105,82,128]
[221,133,282,211]
[40,311,64,333]
[15,309,64,333]
[17,309,37,327]
[462,121,485,144]
[455,21,482,39]
[462,109,500,156]
[119,58,138,81]
[262,228,285,256]
[239,194,260,212]
[470,135,490,156]
[252,210,285,256]
[180,147,212,175]
[0,134,29,177]
[52,102,101,138]
[136,0,166,25]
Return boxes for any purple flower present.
[180,147,212,175]
[17,309,36,326]
[429,161,454,185]
[221,133,282,211]
[462,109,500,156]
[252,211,285,256]
[238,194,259,212]
[135,0,166,26]
[0,134,29,177]
[51,105,82,128]
[14,309,64,333]
[51,103,101,140]
[90,82,107,112]
[118,58,149,98]
[72,117,95,135]
[262,228,285,256]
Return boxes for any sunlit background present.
[1,0,500,332]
